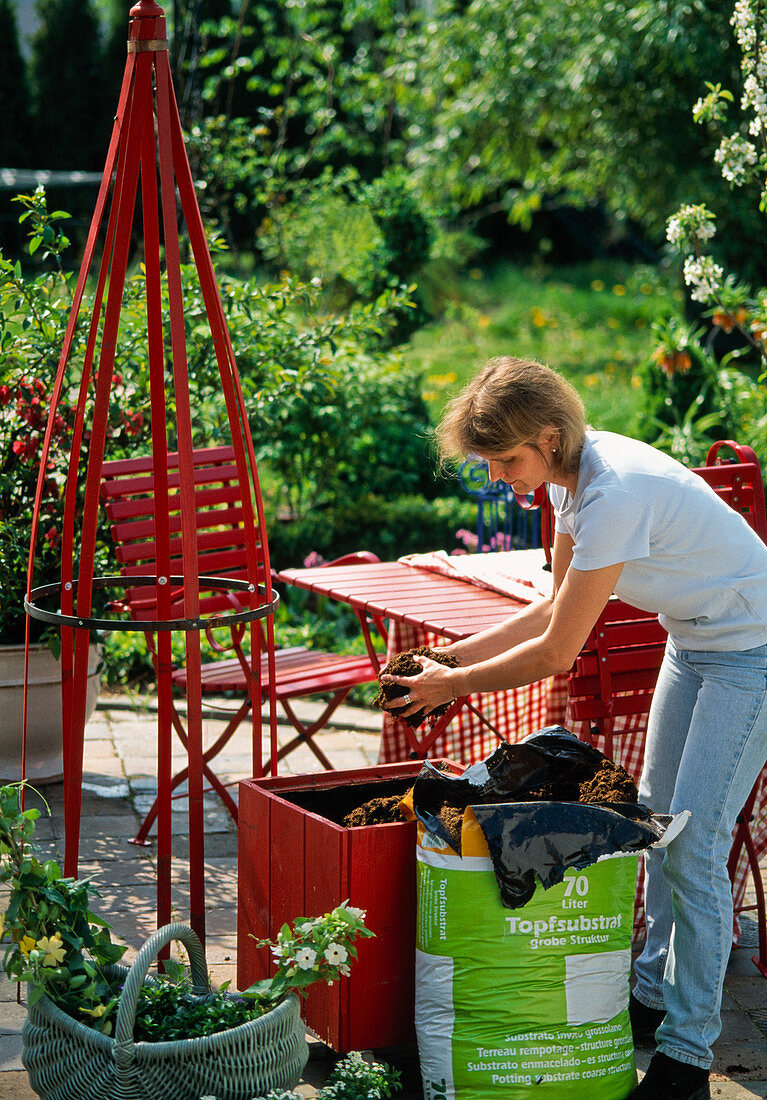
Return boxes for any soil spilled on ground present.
[373,646,460,728]
[340,754,638,829]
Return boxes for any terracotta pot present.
[0,643,101,783]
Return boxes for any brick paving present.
[1,694,766,1098]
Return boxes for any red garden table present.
[276,553,565,763]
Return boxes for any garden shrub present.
[632,333,739,462]
[265,492,478,571]
[257,167,434,321]
[258,172,383,306]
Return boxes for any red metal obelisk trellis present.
[23,0,279,943]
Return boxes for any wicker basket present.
[22,922,309,1100]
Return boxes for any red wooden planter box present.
[237,761,462,1052]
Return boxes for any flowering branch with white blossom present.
[243,904,374,1008]
[665,0,767,366]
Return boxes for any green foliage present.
[0,784,126,1030]
[184,0,423,253]
[360,168,434,293]
[266,494,478,571]
[632,321,739,452]
[205,273,429,515]
[196,0,412,170]
[256,167,433,341]
[245,904,374,1005]
[649,393,729,466]
[0,190,152,645]
[396,0,754,260]
[663,0,767,373]
[133,973,264,1042]
[264,1052,402,1100]
[2,788,372,1042]
[402,259,679,433]
[258,171,384,303]
[319,1051,402,1100]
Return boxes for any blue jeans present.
[632,639,767,1067]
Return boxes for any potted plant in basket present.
[0,783,374,1100]
[0,189,152,781]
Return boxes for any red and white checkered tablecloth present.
[377,552,767,943]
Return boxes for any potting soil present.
[342,743,638,833]
[373,646,460,728]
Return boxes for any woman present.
[381,356,767,1100]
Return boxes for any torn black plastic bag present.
[472,800,665,909]
[411,727,669,908]
[412,726,607,824]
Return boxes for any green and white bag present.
[415,811,637,1100]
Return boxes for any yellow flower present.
[590,279,605,291]
[37,934,66,968]
[531,307,547,328]
[19,935,36,959]
[477,314,491,328]
[426,372,457,388]
[612,284,626,296]
[79,1003,107,1018]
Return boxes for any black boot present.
[629,992,666,1044]
[628,1051,710,1099]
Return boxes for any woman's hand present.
[380,654,461,718]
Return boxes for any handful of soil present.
[373,645,460,728]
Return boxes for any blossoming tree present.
[666,0,767,365]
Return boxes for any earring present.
[552,448,558,455]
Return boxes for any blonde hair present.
[436,356,586,475]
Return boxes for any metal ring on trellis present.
[24,574,279,632]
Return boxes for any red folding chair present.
[100,446,384,842]
[566,441,767,976]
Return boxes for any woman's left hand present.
[380,654,460,718]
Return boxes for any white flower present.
[294,947,317,970]
[715,133,758,185]
[344,906,367,921]
[271,943,291,961]
[666,204,716,248]
[338,963,351,977]
[743,74,767,122]
[683,255,725,304]
[324,942,349,965]
[732,0,757,53]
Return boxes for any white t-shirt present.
[548,431,767,650]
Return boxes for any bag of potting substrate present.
[406,731,683,1100]
[414,813,637,1100]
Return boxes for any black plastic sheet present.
[412,727,671,909]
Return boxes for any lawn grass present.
[408,257,685,433]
